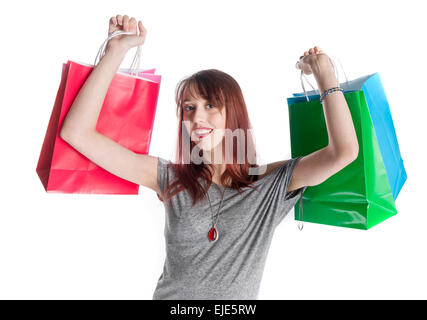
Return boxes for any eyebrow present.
[183,100,209,104]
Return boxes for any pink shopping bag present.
[36,32,161,194]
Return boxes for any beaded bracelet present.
[320,86,344,102]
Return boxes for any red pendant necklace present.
[206,185,226,242]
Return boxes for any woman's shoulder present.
[254,160,288,180]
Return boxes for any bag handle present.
[297,53,349,102]
[94,30,142,76]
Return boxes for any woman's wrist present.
[315,70,339,93]
[311,56,339,93]
[105,42,129,59]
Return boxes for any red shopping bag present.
[36,33,161,194]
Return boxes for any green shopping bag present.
[287,62,400,229]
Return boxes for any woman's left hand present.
[296,46,330,75]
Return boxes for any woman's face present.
[181,92,226,154]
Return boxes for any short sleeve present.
[157,156,172,201]
[273,156,308,226]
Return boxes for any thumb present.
[138,21,147,39]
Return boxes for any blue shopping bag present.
[288,72,406,200]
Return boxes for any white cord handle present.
[297,53,349,102]
[93,30,142,76]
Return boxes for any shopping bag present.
[287,61,406,229]
[36,31,161,194]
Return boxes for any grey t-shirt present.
[152,156,306,300]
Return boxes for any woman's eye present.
[183,104,215,111]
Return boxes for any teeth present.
[195,129,212,135]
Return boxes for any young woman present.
[60,15,359,299]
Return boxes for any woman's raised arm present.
[287,46,359,191]
[60,15,160,194]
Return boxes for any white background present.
[0,0,425,299]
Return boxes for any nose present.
[193,105,209,124]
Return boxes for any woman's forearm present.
[60,46,128,137]
[312,61,359,160]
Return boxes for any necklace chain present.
[206,184,226,228]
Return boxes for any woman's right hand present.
[106,15,147,53]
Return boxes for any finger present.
[116,15,123,26]
[138,21,146,37]
[129,17,137,33]
[138,21,143,35]
[309,48,314,54]
[109,16,118,32]
[304,51,309,56]
[123,15,130,31]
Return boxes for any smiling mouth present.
[193,128,214,139]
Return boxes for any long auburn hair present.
[160,69,261,207]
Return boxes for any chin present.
[192,131,224,150]
[198,143,215,152]
[197,140,222,152]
